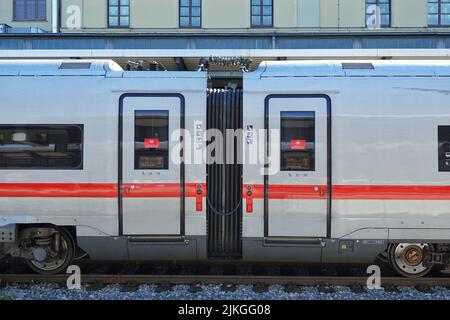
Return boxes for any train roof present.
[5,59,450,78]
[0,60,124,76]
[249,60,450,78]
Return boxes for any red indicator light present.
[144,138,160,149]
[291,139,306,150]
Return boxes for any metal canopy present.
[2,32,450,72]
[2,32,450,50]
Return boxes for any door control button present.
[196,197,203,212]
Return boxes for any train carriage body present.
[1,59,450,277]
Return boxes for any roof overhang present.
[3,32,450,71]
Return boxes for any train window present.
[0,125,83,169]
[280,111,315,172]
[135,110,169,170]
[438,126,450,172]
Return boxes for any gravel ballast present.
[1,283,450,300]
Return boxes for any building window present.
[179,0,201,28]
[428,0,450,26]
[365,0,391,27]
[13,0,46,21]
[280,111,315,172]
[108,0,130,28]
[251,0,273,28]
[0,125,83,170]
[135,110,169,170]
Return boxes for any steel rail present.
[1,274,450,287]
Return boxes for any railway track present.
[1,274,450,289]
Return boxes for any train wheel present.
[26,228,76,275]
[388,243,433,278]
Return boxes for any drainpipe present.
[52,0,60,33]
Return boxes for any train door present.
[265,95,330,238]
[120,94,184,236]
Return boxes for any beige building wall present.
[320,0,365,28]
[83,0,107,29]
[339,0,365,28]
[0,0,52,31]
[131,0,178,29]
[274,0,297,28]
[202,0,250,29]
[298,0,320,28]
[0,0,440,32]
[392,0,427,28]
[320,0,339,28]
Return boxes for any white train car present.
[1,59,450,278]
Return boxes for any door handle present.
[314,186,325,197]
[124,185,135,194]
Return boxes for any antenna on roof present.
[197,56,253,72]
[126,60,167,71]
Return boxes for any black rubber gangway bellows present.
[206,88,243,259]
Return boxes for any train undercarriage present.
[2,224,450,278]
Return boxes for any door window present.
[439,125,450,172]
[280,111,315,171]
[134,110,169,170]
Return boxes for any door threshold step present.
[264,237,324,247]
[128,236,187,243]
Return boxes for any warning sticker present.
[144,138,160,149]
[291,139,306,150]
[246,124,255,145]
[194,120,204,150]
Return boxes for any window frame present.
[107,0,130,29]
[0,124,84,171]
[251,0,274,28]
[365,0,391,28]
[179,0,202,29]
[13,0,47,21]
[428,0,450,27]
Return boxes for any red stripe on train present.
[0,183,118,198]
[333,185,450,200]
[0,183,206,198]
[122,183,207,198]
[122,183,180,198]
[123,184,325,199]
[1,183,450,200]
[242,185,327,200]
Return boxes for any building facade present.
[0,0,447,33]
[2,0,450,72]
